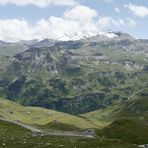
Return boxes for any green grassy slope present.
[82,97,148,144]
[0,98,96,129]
[81,101,124,128]
[82,97,148,125]
[96,118,148,144]
[0,97,147,147]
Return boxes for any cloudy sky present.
[0,0,148,42]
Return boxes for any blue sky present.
[0,0,148,42]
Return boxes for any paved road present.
[0,118,42,133]
[0,118,95,138]
[138,144,148,148]
[44,131,95,138]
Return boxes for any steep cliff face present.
[0,32,148,114]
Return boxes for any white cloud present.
[64,5,97,21]
[0,0,77,7]
[125,3,148,17]
[115,7,120,13]
[0,19,34,41]
[0,5,99,42]
[0,5,137,42]
[97,16,136,30]
[97,17,112,30]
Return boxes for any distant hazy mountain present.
[0,40,8,45]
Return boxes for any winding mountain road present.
[0,118,95,138]
[0,118,42,133]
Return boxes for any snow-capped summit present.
[19,31,119,44]
[56,31,118,41]
[98,31,118,38]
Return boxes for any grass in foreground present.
[83,97,148,145]
[96,118,148,145]
[0,120,136,148]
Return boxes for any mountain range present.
[0,31,148,147]
[0,31,147,115]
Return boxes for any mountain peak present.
[55,31,118,41]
